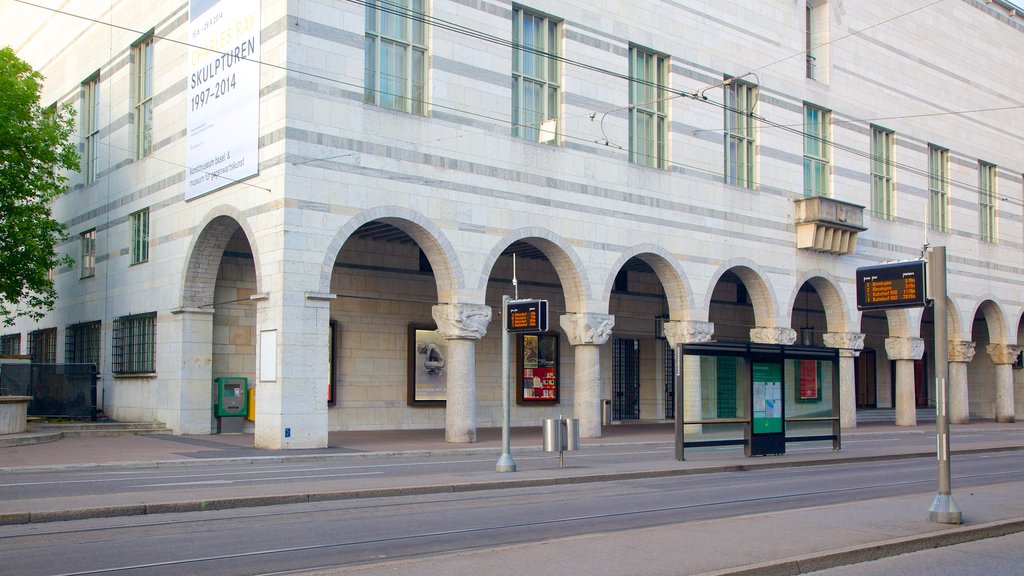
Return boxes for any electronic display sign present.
[506,299,548,333]
[856,260,927,311]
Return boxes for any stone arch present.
[604,244,696,321]
[969,299,1010,344]
[942,297,965,341]
[881,308,916,338]
[787,270,851,334]
[319,207,463,304]
[181,207,261,309]
[478,228,590,313]
[704,258,779,328]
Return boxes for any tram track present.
[8,454,1024,576]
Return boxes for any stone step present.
[28,421,171,436]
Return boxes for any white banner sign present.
[186,0,260,200]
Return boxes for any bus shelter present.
[673,341,841,461]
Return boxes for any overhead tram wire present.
[20,0,1023,213]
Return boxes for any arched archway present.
[967,299,1014,421]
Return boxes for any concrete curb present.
[697,517,1024,576]
[4,445,1022,526]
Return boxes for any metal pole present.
[928,245,960,523]
[496,294,516,472]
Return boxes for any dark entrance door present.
[612,338,640,420]
[855,349,877,407]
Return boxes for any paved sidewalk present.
[2,421,1024,575]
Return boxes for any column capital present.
[948,340,976,363]
[823,332,865,351]
[664,320,714,347]
[750,327,796,345]
[885,337,925,361]
[559,313,614,346]
[986,343,1022,365]
[431,303,492,340]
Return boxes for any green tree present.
[0,46,78,326]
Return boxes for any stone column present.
[432,303,492,443]
[560,312,614,438]
[884,337,924,426]
[947,340,975,425]
[987,344,1021,423]
[664,320,714,434]
[167,308,215,434]
[749,327,797,345]
[823,332,865,429]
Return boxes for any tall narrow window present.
[66,321,101,366]
[979,162,997,243]
[29,328,57,363]
[112,312,156,374]
[629,46,668,169]
[130,208,149,264]
[928,145,950,232]
[724,79,757,189]
[870,126,895,219]
[133,35,154,158]
[82,73,100,183]
[512,8,561,144]
[365,0,428,115]
[81,229,96,278]
[806,1,829,81]
[803,104,830,197]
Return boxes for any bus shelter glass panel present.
[682,354,748,443]
[784,358,835,438]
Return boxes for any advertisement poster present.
[408,326,446,403]
[520,333,558,402]
[799,359,820,401]
[187,0,260,199]
[752,362,782,434]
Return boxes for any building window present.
[133,35,154,158]
[0,334,21,356]
[81,229,96,278]
[629,45,668,169]
[806,1,828,81]
[28,328,57,363]
[724,79,757,189]
[870,126,895,219]
[66,321,101,366]
[803,104,830,197]
[82,73,100,183]
[979,162,997,243]
[364,0,427,115]
[130,209,149,264]
[512,8,561,144]
[112,312,156,374]
[928,145,950,232]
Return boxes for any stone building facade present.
[2,0,1022,449]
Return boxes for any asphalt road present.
[2,451,1022,576]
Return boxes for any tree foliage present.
[0,46,78,326]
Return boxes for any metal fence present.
[0,363,98,420]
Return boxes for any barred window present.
[1,334,21,356]
[29,328,57,363]
[112,312,156,374]
[66,321,101,366]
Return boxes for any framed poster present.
[517,333,559,403]
[797,359,821,402]
[407,324,446,404]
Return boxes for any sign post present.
[928,246,961,524]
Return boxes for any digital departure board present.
[856,260,927,311]
[506,299,548,333]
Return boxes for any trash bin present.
[565,418,580,451]
[542,418,562,452]
[602,399,612,426]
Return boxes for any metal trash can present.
[602,399,612,426]
[565,418,579,451]
[542,418,562,452]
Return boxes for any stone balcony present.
[793,196,867,255]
